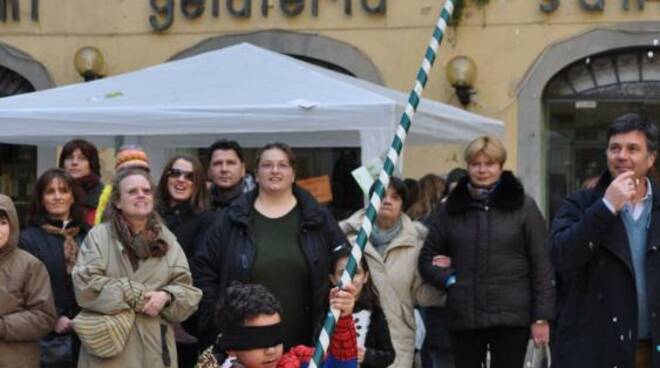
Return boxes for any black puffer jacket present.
[193,186,348,347]
[418,171,555,330]
[19,217,88,319]
[160,203,214,259]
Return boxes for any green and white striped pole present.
[309,1,456,367]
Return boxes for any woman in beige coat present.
[340,178,444,368]
[0,194,57,368]
[72,168,202,368]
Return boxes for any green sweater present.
[250,207,312,348]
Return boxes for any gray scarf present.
[370,217,403,257]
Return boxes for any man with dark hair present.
[207,140,254,210]
[550,113,660,368]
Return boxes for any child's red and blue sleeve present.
[325,314,358,368]
[277,315,357,368]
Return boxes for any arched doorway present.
[516,22,660,215]
[0,43,53,225]
[544,47,660,220]
[0,64,36,97]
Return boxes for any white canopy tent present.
[0,43,503,174]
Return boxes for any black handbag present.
[40,333,73,367]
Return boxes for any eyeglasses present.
[167,168,194,181]
[258,162,292,171]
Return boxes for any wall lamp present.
[74,46,107,82]
[446,55,477,107]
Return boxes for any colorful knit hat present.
[115,144,149,171]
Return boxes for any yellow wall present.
[1,0,657,178]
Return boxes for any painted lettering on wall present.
[149,0,386,32]
[0,0,38,22]
[540,0,650,12]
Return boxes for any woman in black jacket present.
[418,136,555,368]
[20,168,89,367]
[156,154,214,258]
[194,142,349,350]
[156,154,215,368]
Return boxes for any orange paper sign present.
[297,175,333,203]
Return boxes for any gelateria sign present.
[540,0,658,12]
[149,0,387,32]
[0,0,385,32]
[0,0,38,22]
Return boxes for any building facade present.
[1,0,659,217]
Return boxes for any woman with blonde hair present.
[73,167,202,367]
[418,136,555,368]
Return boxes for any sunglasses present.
[167,168,194,181]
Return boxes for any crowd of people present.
[1,112,659,368]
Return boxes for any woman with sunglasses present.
[157,154,214,259]
[156,154,214,368]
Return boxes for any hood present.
[0,194,20,256]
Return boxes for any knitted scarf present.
[370,217,403,257]
[40,223,81,274]
[111,213,168,271]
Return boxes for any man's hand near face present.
[603,171,637,212]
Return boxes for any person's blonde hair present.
[464,136,507,166]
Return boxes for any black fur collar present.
[445,171,525,214]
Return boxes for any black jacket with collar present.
[550,171,660,368]
[193,185,348,348]
[209,179,250,212]
[418,171,555,331]
[159,202,214,259]
[19,217,88,318]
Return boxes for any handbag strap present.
[161,324,171,367]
